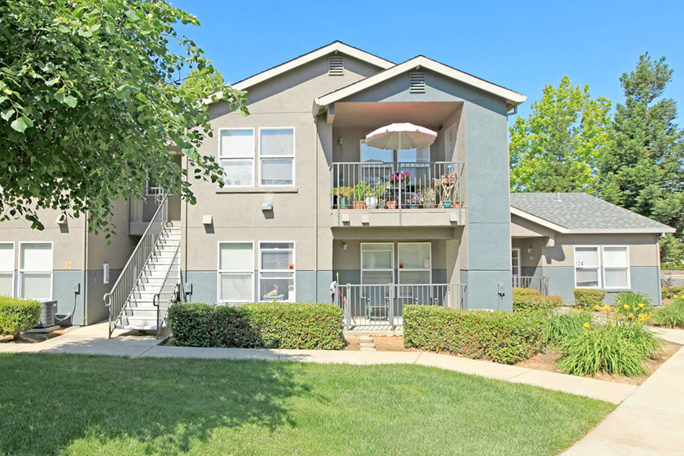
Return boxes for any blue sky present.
[171,0,684,122]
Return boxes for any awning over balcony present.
[325,101,462,129]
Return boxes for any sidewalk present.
[1,322,636,404]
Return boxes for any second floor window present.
[219,128,254,187]
[260,128,294,186]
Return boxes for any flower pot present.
[453,202,461,208]
[378,201,386,209]
[352,201,366,209]
[386,201,397,209]
[364,196,378,209]
[442,201,452,208]
[423,202,436,209]
[339,198,349,208]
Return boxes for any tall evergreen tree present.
[600,54,684,264]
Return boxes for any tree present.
[0,0,248,234]
[509,76,612,193]
[600,54,684,262]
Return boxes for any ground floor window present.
[217,242,254,303]
[511,248,521,279]
[19,242,52,300]
[0,243,14,297]
[259,242,295,301]
[360,242,432,285]
[574,245,630,290]
[398,242,431,284]
[360,243,394,284]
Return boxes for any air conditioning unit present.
[38,300,57,327]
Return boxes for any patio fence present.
[512,276,549,295]
[335,283,466,329]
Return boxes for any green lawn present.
[0,354,613,456]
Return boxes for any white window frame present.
[511,248,521,279]
[574,245,601,289]
[0,242,15,297]
[360,242,394,285]
[602,245,631,290]
[258,241,296,302]
[218,127,255,188]
[259,127,295,187]
[18,241,53,300]
[217,241,255,304]
[397,242,432,285]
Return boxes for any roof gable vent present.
[409,71,426,94]
[328,55,344,76]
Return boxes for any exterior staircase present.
[115,225,180,331]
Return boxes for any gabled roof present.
[510,193,675,234]
[314,55,526,113]
[231,41,394,91]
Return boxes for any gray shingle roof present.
[510,193,675,233]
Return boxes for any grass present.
[0,354,614,456]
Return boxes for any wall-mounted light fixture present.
[202,215,213,225]
[342,241,348,251]
[261,202,273,212]
[103,262,110,284]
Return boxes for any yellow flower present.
[583,322,591,328]
[610,321,616,327]
[593,304,600,310]
[639,303,645,308]
[623,304,630,310]
[603,304,611,311]
[628,313,634,319]
[638,313,649,322]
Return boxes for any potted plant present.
[369,181,389,209]
[352,182,368,209]
[386,199,398,209]
[389,171,411,186]
[334,186,352,208]
[421,187,437,208]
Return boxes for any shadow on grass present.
[0,353,306,455]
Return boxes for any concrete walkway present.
[1,322,637,404]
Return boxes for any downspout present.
[314,117,319,302]
[82,211,88,326]
[183,154,189,297]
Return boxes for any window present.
[511,248,521,279]
[603,246,630,289]
[574,246,600,288]
[259,242,295,301]
[218,243,254,303]
[19,242,52,300]
[361,243,394,285]
[0,243,14,297]
[219,128,254,187]
[398,243,431,284]
[260,128,294,186]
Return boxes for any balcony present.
[329,161,465,227]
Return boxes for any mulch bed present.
[0,329,67,344]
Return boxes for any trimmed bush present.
[513,293,563,314]
[557,322,659,377]
[0,297,41,337]
[573,288,606,308]
[168,302,345,350]
[652,296,684,328]
[512,287,540,297]
[662,285,684,300]
[403,305,547,364]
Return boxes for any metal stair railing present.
[153,246,180,338]
[104,192,168,338]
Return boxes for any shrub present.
[168,302,345,350]
[513,287,540,297]
[573,288,606,308]
[403,305,547,364]
[557,322,659,377]
[662,285,684,300]
[611,291,652,323]
[513,293,562,314]
[0,297,41,337]
[652,297,684,328]
[544,311,592,347]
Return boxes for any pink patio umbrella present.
[364,122,438,150]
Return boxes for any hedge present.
[513,290,562,313]
[403,305,547,364]
[662,286,684,300]
[0,297,41,337]
[574,288,606,308]
[168,302,345,350]
[512,287,541,297]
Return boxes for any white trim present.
[602,245,631,290]
[217,241,255,304]
[258,241,296,302]
[397,242,432,285]
[0,242,15,298]
[258,127,296,187]
[360,242,394,285]
[18,241,53,300]
[574,245,601,289]
[217,127,255,188]
[233,42,394,92]
[511,248,521,279]
[511,207,676,234]
[315,55,526,112]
